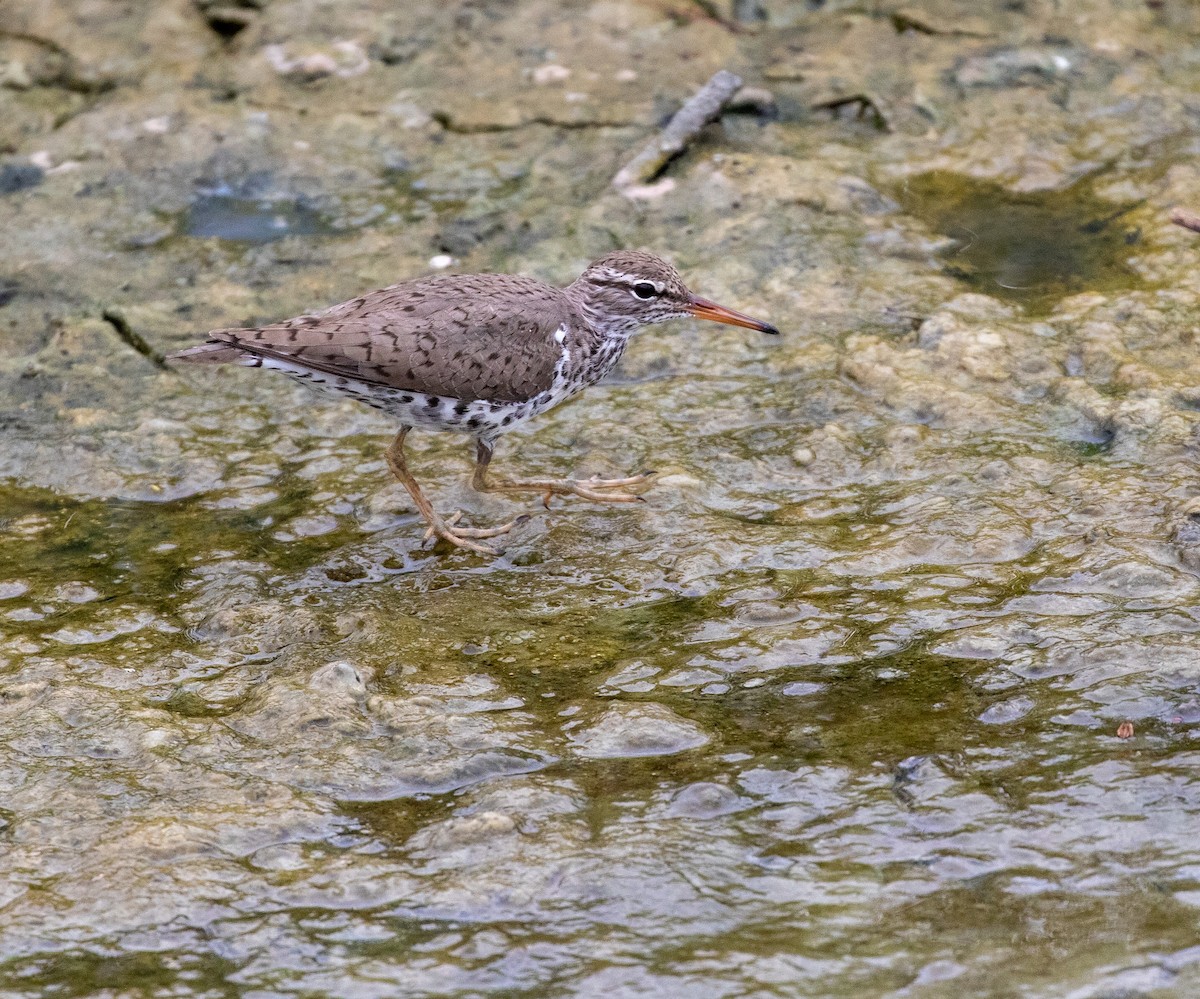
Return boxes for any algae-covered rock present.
[4,0,1200,995]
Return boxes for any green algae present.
[895,171,1149,313]
[0,951,243,999]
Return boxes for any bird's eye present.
[632,282,658,300]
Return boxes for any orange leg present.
[471,439,653,509]
[384,429,522,556]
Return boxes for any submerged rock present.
[569,704,709,759]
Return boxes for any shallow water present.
[184,192,336,244]
[5,0,1200,996]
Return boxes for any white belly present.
[246,354,570,437]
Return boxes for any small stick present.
[612,69,744,194]
[1170,206,1200,234]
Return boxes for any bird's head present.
[567,250,779,338]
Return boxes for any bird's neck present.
[556,290,640,388]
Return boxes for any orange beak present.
[687,295,779,335]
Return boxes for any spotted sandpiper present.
[171,250,778,554]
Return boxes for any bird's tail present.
[168,337,253,365]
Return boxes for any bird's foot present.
[422,511,528,555]
[519,470,656,508]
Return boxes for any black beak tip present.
[762,322,781,335]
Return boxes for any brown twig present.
[612,69,744,196]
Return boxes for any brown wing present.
[196,273,573,403]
